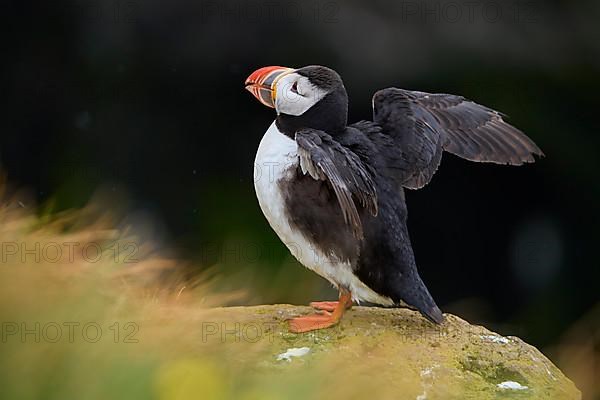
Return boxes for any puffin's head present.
[245,65,348,132]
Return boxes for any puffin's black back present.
[337,124,444,323]
[277,65,445,323]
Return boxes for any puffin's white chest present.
[253,122,393,305]
[253,122,324,272]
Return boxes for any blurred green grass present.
[0,182,337,400]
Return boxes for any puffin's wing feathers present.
[295,128,378,239]
[372,88,543,189]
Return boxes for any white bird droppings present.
[480,335,510,344]
[497,381,528,390]
[416,366,437,400]
[276,347,311,362]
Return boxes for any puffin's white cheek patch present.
[275,74,329,117]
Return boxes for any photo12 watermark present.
[201,322,279,343]
[198,320,512,346]
[1,321,139,344]
[0,241,139,264]
[199,1,340,24]
[397,1,539,24]
[57,1,139,24]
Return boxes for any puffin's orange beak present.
[245,66,294,108]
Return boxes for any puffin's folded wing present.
[372,88,544,189]
[295,128,378,240]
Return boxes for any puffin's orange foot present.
[309,301,339,312]
[288,312,340,333]
[309,300,353,313]
[290,288,353,333]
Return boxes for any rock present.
[198,305,581,400]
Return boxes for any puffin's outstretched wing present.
[295,128,378,239]
[372,88,544,189]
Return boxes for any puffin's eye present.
[290,81,299,94]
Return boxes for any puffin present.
[244,65,543,333]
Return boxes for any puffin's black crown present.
[296,65,344,91]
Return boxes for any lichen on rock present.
[200,305,581,399]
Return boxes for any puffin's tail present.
[394,269,444,324]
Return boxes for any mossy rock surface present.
[197,305,580,400]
